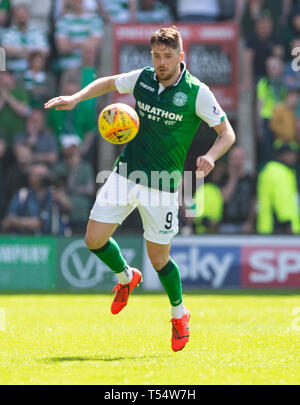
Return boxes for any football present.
[98,103,140,144]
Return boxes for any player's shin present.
[89,237,132,284]
[155,258,185,318]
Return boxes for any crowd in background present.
[0,0,299,236]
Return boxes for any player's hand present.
[44,94,80,111]
[196,155,215,178]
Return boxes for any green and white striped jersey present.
[136,1,172,23]
[101,0,131,23]
[1,26,49,73]
[55,12,103,70]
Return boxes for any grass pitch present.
[0,291,299,385]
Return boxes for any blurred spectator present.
[193,162,225,234]
[297,97,300,131]
[282,3,300,56]
[54,0,103,71]
[1,3,49,75]
[99,0,136,23]
[135,0,171,23]
[219,146,256,234]
[54,0,101,18]
[283,37,300,90]
[0,70,30,147]
[177,0,220,22]
[240,0,265,37]
[270,88,300,144]
[0,0,10,33]
[257,142,300,234]
[76,43,98,159]
[46,70,96,157]
[256,56,287,164]
[0,136,9,220]
[52,135,94,233]
[241,0,293,39]
[4,143,32,212]
[21,51,57,107]
[14,109,58,166]
[2,163,72,235]
[243,12,284,91]
[10,0,52,35]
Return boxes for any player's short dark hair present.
[150,26,183,52]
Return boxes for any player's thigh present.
[146,240,171,270]
[85,219,118,250]
[138,192,179,249]
[87,170,135,249]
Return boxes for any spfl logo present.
[103,109,116,125]
[213,106,221,116]
[173,92,187,107]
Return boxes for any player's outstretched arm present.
[196,117,236,178]
[44,75,119,110]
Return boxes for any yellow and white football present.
[98,103,140,144]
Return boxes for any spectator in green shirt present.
[257,142,300,234]
[54,0,103,71]
[256,55,287,165]
[0,70,30,147]
[46,68,97,160]
[135,0,171,23]
[0,135,8,221]
[1,3,49,75]
[0,0,9,32]
[99,0,136,24]
[21,51,57,108]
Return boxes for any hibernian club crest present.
[173,92,188,107]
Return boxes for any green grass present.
[0,292,299,385]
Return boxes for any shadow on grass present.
[43,354,159,363]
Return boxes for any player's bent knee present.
[84,234,108,251]
[149,255,169,271]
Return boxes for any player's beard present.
[155,63,181,84]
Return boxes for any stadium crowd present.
[0,0,299,236]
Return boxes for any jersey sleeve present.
[195,85,226,127]
[114,69,143,94]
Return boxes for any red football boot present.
[111,268,142,314]
[171,307,191,352]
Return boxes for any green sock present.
[156,258,183,307]
[89,237,127,274]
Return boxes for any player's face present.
[151,43,184,84]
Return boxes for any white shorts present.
[89,170,179,244]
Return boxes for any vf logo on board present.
[60,240,136,288]
[61,240,104,288]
